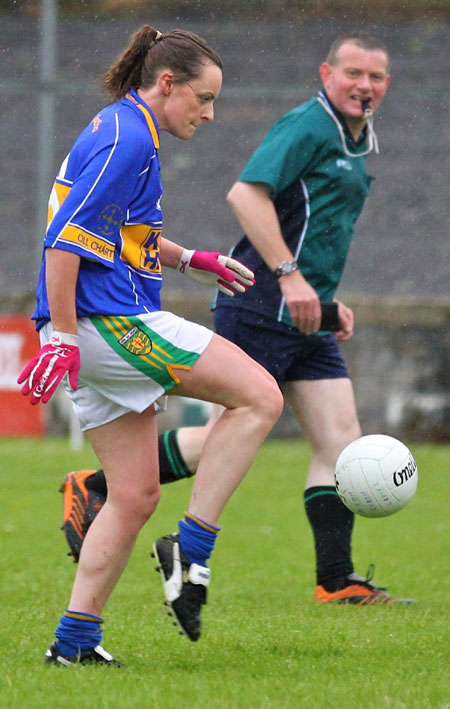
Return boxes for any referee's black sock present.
[304,486,355,592]
[84,429,194,495]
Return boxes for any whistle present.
[361,98,372,118]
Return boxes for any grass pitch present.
[1,437,449,708]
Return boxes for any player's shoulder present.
[79,101,154,155]
[67,103,154,179]
[104,102,153,146]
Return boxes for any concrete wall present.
[335,298,450,442]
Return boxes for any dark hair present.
[102,25,223,101]
[326,31,390,71]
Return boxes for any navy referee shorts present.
[213,307,349,385]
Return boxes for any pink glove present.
[177,249,255,296]
[17,331,80,405]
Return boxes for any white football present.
[334,434,418,518]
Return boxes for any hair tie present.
[149,30,163,48]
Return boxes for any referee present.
[215,31,412,605]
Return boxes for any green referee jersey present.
[217,91,373,326]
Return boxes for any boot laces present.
[348,564,387,592]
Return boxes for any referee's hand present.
[334,300,354,341]
[278,272,321,334]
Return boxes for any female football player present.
[18,25,282,665]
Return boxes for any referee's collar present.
[124,89,160,149]
[318,90,367,148]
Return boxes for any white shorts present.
[40,311,214,431]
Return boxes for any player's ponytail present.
[102,25,222,102]
[102,25,161,100]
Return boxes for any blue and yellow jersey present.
[33,90,164,329]
[216,91,373,327]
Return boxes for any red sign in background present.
[0,315,45,436]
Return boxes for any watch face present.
[275,261,298,277]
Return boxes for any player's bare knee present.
[134,485,161,523]
[111,484,160,529]
[256,379,284,425]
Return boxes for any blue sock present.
[55,610,103,657]
[178,513,220,567]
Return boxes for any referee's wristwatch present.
[273,260,298,278]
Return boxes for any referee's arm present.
[226,181,321,334]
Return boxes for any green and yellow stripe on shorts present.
[90,314,200,391]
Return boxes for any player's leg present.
[153,333,283,639]
[173,336,280,521]
[283,378,413,605]
[47,407,160,665]
[70,408,160,612]
[60,412,221,561]
[67,423,207,498]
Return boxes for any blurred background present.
[0,0,449,441]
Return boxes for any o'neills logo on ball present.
[393,453,417,487]
[119,326,152,356]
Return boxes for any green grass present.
[1,438,449,708]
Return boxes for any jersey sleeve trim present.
[53,224,115,264]
[47,182,71,226]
